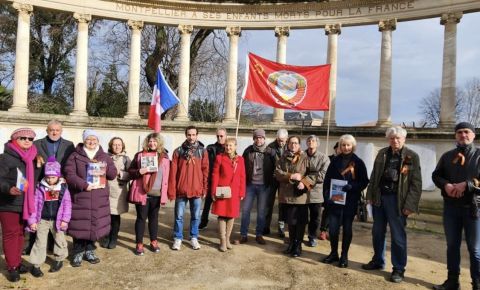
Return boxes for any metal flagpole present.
[235,98,244,139]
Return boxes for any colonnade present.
[8,2,463,128]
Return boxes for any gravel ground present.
[0,205,472,290]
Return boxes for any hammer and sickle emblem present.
[253,62,264,75]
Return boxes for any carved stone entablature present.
[275,26,290,37]
[325,23,341,35]
[12,2,33,14]
[378,18,396,31]
[73,13,92,23]
[440,12,463,25]
[226,26,242,37]
[127,19,144,30]
[178,24,193,34]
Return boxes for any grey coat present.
[34,137,75,168]
[108,153,131,215]
[305,150,330,203]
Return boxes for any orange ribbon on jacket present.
[452,152,465,166]
[341,161,356,180]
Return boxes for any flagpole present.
[235,98,244,139]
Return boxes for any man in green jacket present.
[362,126,422,283]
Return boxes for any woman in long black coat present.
[322,134,369,268]
[64,129,116,267]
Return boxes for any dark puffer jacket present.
[64,144,117,241]
[0,142,41,213]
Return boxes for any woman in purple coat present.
[64,129,117,267]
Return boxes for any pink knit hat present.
[44,156,61,177]
[10,128,36,140]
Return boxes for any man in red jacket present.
[168,126,209,250]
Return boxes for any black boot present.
[99,237,110,248]
[432,275,460,290]
[7,268,20,282]
[283,241,294,254]
[322,252,339,264]
[339,253,348,268]
[291,240,302,257]
[108,215,120,249]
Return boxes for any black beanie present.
[454,122,475,133]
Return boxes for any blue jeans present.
[240,184,269,236]
[443,202,480,280]
[173,197,202,240]
[371,194,407,271]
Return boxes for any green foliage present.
[189,98,221,122]
[0,85,12,110]
[28,94,71,114]
[87,65,127,117]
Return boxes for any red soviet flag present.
[241,53,331,111]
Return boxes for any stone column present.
[125,20,144,119]
[439,12,462,128]
[272,26,290,124]
[70,13,91,117]
[324,24,341,127]
[376,19,396,127]
[9,3,33,113]
[175,24,193,121]
[223,26,241,123]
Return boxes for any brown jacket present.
[275,151,315,205]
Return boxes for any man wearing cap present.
[265,129,288,237]
[199,128,227,230]
[25,120,74,255]
[362,126,422,283]
[432,122,480,290]
[240,129,275,244]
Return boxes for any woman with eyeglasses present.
[322,134,369,268]
[275,136,315,257]
[0,128,40,282]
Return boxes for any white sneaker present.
[171,239,182,250]
[191,238,201,250]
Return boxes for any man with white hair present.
[265,129,288,237]
[362,126,422,283]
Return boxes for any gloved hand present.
[342,184,352,192]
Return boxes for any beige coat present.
[275,151,315,205]
[108,153,131,215]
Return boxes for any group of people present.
[0,120,479,290]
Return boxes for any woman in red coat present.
[211,138,246,252]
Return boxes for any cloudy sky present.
[236,12,480,126]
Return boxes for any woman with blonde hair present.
[322,134,369,268]
[210,138,246,252]
[128,133,170,256]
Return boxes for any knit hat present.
[454,122,475,133]
[253,129,266,138]
[44,156,61,177]
[83,129,99,141]
[10,128,36,140]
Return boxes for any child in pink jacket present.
[28,156,71,277]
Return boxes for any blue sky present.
[237,12,480,126]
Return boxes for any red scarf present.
[8,141,37,220]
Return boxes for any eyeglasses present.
[18,137,34,141]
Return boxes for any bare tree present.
[418,87,464,127]
[460,77,480,127]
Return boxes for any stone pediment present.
[11,0,479,29]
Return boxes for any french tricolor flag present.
[148,66,180,132]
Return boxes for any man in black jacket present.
[199,128,227,230]
[240,129,275,244]
[432,122,480,290]
[25,119,74,255]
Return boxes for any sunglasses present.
[18,137,34,141]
